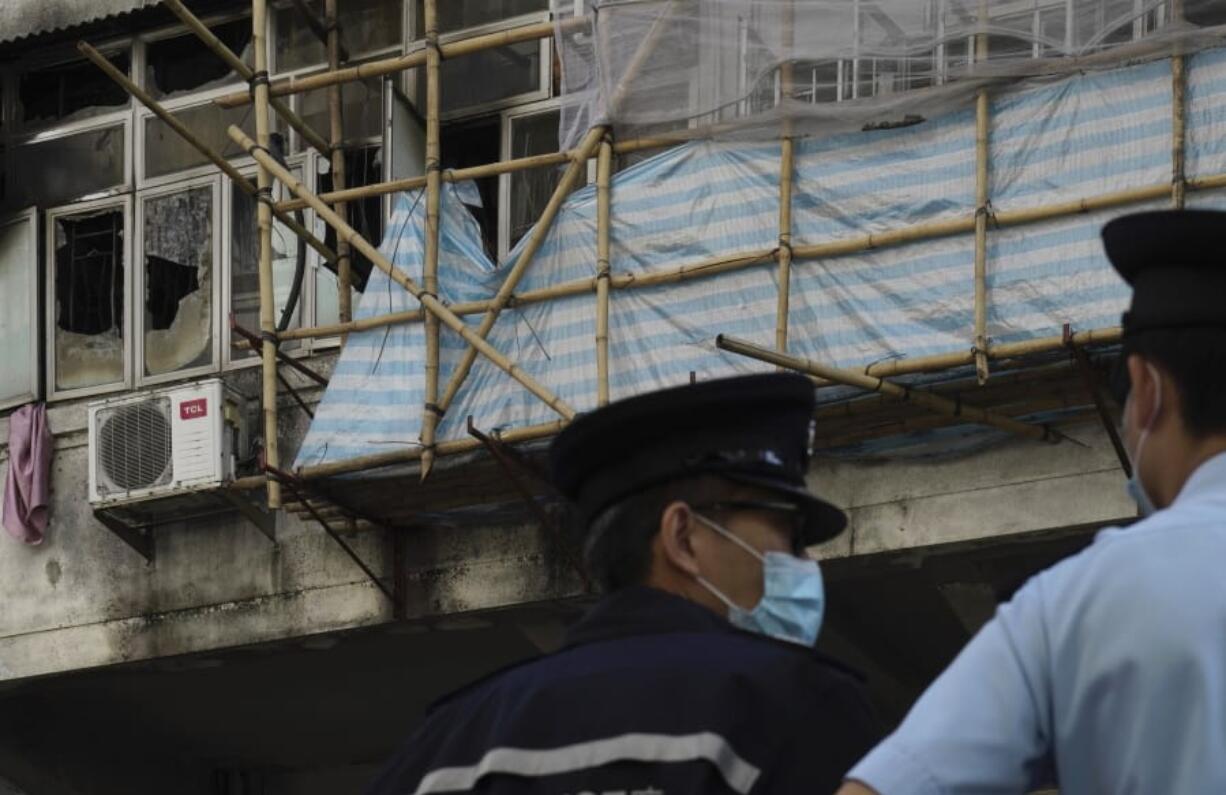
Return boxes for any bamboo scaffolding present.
[596,137,614,407]
[252,0,281,507]
[78,42,337,267]
[419,0,444,480]
[972,0,991,384]
[425,125,608,472]
[1172,0,1188,209]
[161,0,332,157]
[324,0,353,328]
[231,125,578,423]
[275,134,673,213]
[271,160,1226,345]
[715,335,1061,444]
[215,19,568,108]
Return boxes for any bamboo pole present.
[775,1,795,354]
[296,419,568,481]
[161,0,332,157]
[419,0,444,480]
[1172,0,1188,209]
[324,0,354,330]
[77,42,337,267]
[428,125,608,450]
[230,125,578,424]
[276,135,675,213]
[716,335,1061,444]
[251,0,281,508]
[215,19,569,108]
[972,0,991,385]
[596,137,614,406]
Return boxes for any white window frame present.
[134,174,224,387]
[498,97,564,261]
[45,195,134,402]
[0,207,42,410]
[223,160,312,370]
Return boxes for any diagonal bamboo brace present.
[229,125,577,424]
[421,124,607,476]
[716,335,1062,445]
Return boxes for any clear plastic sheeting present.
[557,0,1226,148]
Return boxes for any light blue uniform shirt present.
[849,452,1226,794]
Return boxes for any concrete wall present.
[0,378,1135,686]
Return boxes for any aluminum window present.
[0,208,41,408]
[136,178,221,382]
[499,101,562,260]
[275,0,405,74]
[46,198,132,400]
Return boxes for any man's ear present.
[657,500,702,577]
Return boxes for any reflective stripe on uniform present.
[411,731,762,795]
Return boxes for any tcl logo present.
[179,398,209,420]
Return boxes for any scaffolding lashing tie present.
[424,402,445,419]
[248,69,271,99]
[254,185,275,207]
[977,200,1000,230]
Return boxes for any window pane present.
[8,126,126,209]
[298,76,383,151]
[0,214,37,404]
[508,109,560,252]
[231,177,304,359]
[53,208,126,391]
[440,116,499,257]
[145,103,272,179]
[144,187,214,376]
[146,18,253,99]
[276,0,403,73]
[20,51,131,126]
[420,41,542,115]
[414,0,547,35]
[317,146,383,292]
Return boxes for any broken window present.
[504,106,561,257]
[142,186,215,376]
[52,206,126,392]
[420,39,545,116]
[144,103,271,180]
[0,209,40,408]
[318,145,384,291]
[413,0,548,35]
[146,17,253,99]
[20,51,131,127]
[441,116,500,259]
[6,125,126,210]
[275,0,403,73]
[230,176,304,361]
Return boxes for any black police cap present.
[1102,209,1226,337]
[549,373,848,545]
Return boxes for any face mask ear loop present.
[1132,363,1164,469]
[691,511,765,563]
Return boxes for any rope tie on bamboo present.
[254,185,275,207]
[248,70,271,99]
[425,30,442,61]
[424,402,445,418]
[977,200,1000,230]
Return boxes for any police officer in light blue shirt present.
[839,209,1226,795]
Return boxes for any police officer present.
[839,209,1226,794]
[367,373,880,794]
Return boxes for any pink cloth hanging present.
[2,403,53,545]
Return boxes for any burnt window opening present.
[21,52,131,126]
[441,116,500,260]
[146,18,253,99]
[55,211,125,336]
[144,187,214,376]
[318,146,383,292]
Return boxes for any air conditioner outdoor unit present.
[88,380,249,525]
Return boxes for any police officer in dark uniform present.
[367,373,880,795]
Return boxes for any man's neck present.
[1161,436,1226,507]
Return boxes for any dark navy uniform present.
[366,586,880,794]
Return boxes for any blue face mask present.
[1124,363,1163,517]
[692,513,826,647]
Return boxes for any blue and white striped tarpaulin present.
[295,48,1226,472]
